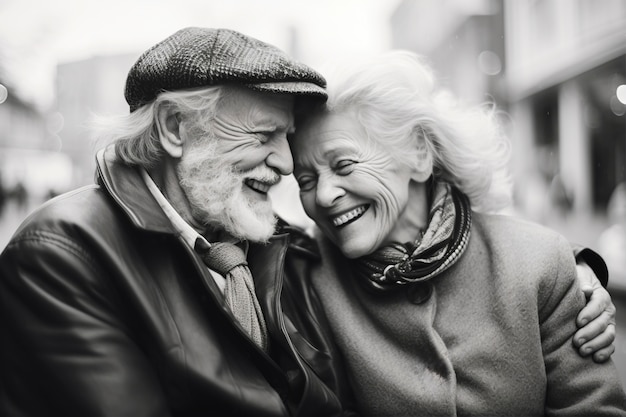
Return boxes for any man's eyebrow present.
[253,120,294,133]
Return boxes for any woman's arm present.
[541,237,626,415]
[573,247,616,362]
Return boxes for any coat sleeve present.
[540,235,626,416]
[0,231,170,417]
[571,243,609,287]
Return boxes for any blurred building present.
[0,78,70,199]
[391,0,506,106]
[505,0,626,217]
[391,0,626,221]
[55,53,138,186]
[0,83,46,150]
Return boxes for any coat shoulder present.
[469,212,577,293]
[7,185,121,244]
[472,212,571,258]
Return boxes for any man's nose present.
[266,134,294,175]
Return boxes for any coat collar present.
[95,145,292,310]
[96,146,175,234]
[95,145,321,258]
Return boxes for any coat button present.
[406,282,433,304]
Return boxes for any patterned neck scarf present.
[353,181,471,293]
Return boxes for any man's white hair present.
[90,86,223,169]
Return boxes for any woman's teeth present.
[332,205,367,227]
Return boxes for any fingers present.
[576,263,597,297]
[592,344,616,363]
[575,322,616,357]
[572,262,618,362]
[576,286,614,328]
[574,315,604,347]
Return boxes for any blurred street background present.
[1,0,626,390]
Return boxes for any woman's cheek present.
[300,192,317,219]
[374,191,404,230]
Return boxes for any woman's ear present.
[156,103,184,159]
[411,126,433,183]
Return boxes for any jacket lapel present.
[95,146,174,234]
[248,235,289,338]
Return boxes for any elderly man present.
[0,27,616,417]
[0,27,345,416]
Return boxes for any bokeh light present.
[617,84,626,105]
[477,50,502,76]
[610,95,626,116]
[0,84,8,104]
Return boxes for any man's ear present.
[156,103,184,158]
[411,126,434,183]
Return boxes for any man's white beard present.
[177,141,278,242]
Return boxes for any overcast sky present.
[0,0,401,109]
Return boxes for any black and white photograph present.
[1,1,625,415]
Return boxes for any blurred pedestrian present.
[10,181,27,209]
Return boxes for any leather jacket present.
[0,148,351,416]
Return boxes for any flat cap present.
[125,27,327,112]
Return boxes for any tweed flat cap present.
[125,27,327,111]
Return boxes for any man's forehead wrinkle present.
[212,106,261,134]
[251,105,294,132]
[213,112,245,135]
[217,86,295,132]
[250,110,278,130]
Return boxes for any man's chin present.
[229,217,277,243]
[223,200,277,242]
[195,194,276,242]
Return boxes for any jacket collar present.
[95,145,293,310]
[95,145,321,259]
[96,146,176,234]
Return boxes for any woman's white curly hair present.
[317,50,513,213]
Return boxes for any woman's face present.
[292,111,416,258]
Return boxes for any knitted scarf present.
[353,181,471,293]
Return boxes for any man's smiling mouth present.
[245,179,272,194]
[331,205,369,227]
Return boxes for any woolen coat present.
[311,212,626,416]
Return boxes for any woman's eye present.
[335,160,355,174]
[296,176,317,192]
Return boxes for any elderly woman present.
[290,51,626,416]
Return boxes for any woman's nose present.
[266,134,294,175]
[315,177,345,207]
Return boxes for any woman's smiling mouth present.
[331,205,369,227]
